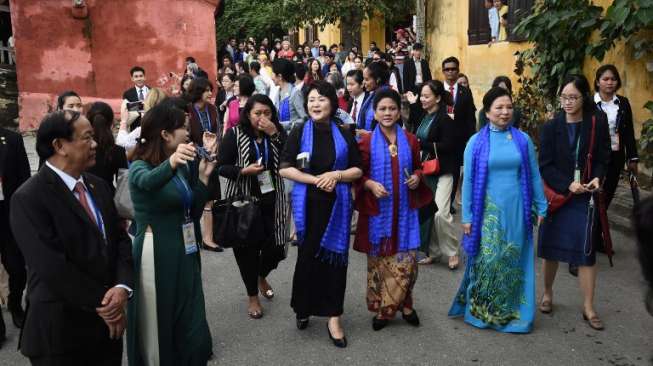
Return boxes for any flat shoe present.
[372,316,389,331]
[539,298,553,314]
[260,288,274,300]
[418,257,434,265]
[296,317,309,330]
[582,312,604,330]
[327,323,347,348]
[202,243,224,252]
[448,256,460,270]
[402,310,420,326]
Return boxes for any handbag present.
[422,142,440,176]
[114,168,134,219]
[543,116,596,214]
[212,181,263,248]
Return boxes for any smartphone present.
[403,168,411,180]
[256,157,263,166]
[126,101,144,112]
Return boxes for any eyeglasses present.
[560,95,582,103]
[443,68,458,72]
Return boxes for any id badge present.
[447,113,455,120]
[0,178,4,201]
[182,220,198,254]
[574,169,581,183]
[258,171,275,194]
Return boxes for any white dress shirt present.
[349,93,366,121]
[414,57,423,84]
[136,86,149,101]
[594,92,620,151]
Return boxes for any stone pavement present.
[0,135,651,365]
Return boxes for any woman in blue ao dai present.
[449,87,547,333]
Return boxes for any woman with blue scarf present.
[356,61,391,136]
[280,81,362,348]
[353,89,432,331]
[449,87,547,333]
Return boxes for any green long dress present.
[127,159,213,366]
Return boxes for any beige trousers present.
[138,232,160,366]
[429,174,459,258]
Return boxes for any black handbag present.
[212,187,263,248]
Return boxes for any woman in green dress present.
[127,98,217,365]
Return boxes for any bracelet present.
[337,171,343,181]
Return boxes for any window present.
[468,0,534,45]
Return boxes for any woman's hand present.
[406,174,420,190]
[315,173,337,192]
[405,91,418,104]
[583,177,600,192]
[462,223,471,235]
[258,116,278,136]
[169,143,196,170]
[241,163,265,176]
[365,180,389,199]
[568,181,587,195]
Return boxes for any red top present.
[353,130,433,256]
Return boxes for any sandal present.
[448,255,460,270]
[539,298,553,314]
[582,312,604,331]
[418,256,434,265]
[260,288,274,300]
[248,309,263,319]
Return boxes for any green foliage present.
[639,102,653,169]
[589,0,653,61]
[216,1,288,45]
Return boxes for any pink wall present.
[10,0,220,131]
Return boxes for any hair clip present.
[140,138,146,144]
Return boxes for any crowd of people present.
[0,33,651,366]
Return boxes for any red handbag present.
[422,143,440,176]
[543,116,596,214]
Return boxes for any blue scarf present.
[368,125,420,256]
[357,85,390,131]
[462,125,533,257]
[291,120,352,266]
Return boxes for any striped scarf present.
[223,126,289,248]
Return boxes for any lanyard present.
[194,105,212,132]
[172,174,193,219]
[574,126,582,169]
[252,138,269,165]
[85,190,106,240]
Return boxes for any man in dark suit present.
[10,110,134,365]
[402,42,432,94]
[441,56,476,210]
[0,127,31,347]
[121,66,149,131]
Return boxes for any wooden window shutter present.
[468,0,491,45]
[507,0,534,42]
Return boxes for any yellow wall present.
[297,14,386,56]
[424,0,652,135]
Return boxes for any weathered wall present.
[424,0,652,135]
[299,13,386,55]
[10,0,220,131]
[0,64,18,129]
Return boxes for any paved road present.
[0,136,651,365]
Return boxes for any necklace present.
[388,143,398,157]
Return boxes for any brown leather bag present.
[543,116,596,214]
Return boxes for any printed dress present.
[449,127,547,333]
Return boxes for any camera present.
[296,152,310,171]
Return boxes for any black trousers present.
[450,166,461,205]
[0,213,27,309]
[232,202,285,296]
[594,150,625,251]
[29,339,122,366]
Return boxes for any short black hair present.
[413,42,424,50]
[373,88,401,111]
[303,80,339,120]
[492,75,513,94]
[130,66,145,76]
[441,56,460,68]
[594,64,622,92]
[185,56,196,64]
[272,58,296,83]
[482,86,512,113]
[365,60,390,86]
[36,110,82,161]
[56,90,80,110]
[250,61,261,74]
[237,75,256,97]
[294,62,307,81]
[187,77,214,103]
[346,69,363,85]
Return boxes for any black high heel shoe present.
[326,323,347,348]
[296,317,309,330]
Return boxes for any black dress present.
[87,145,128,195]
[281,122,361,318]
